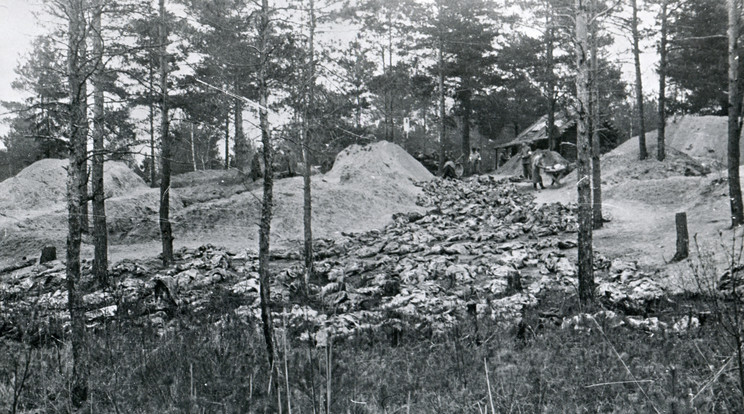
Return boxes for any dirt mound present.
[599,142,710,185]
[156,141,434,246]
[495,152,524,176]
[0,158,148,211]
[616,115,732,166]
[604,176,707,206]
[325,140,433,184]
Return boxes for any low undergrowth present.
[1,290,740,413]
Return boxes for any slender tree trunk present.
[657,0,668,161]
[302,0,315,289]
[148,0,156,187]
[190,122,197,171]
[575,0,594,303]
[590,1,603,229]
[546,6,556,152]
[258,0,276,372]
[461,89,471,175]
[631,0,647,160]
[234,81,248,170]
[388,13,395,144]
[65,0,89,406]
[728,0,744,227]
[355,92,362,129]
[437,4,446,175]
[149,69,156,186]
[381,47,389,141]
[79,17,89,236]
[92,3,108,286]
[158,0,174,265]
[224,112,230,169]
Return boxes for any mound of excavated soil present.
[0,159,185,254]
[153,141,434,246]
[599,142,710,185]
[325,141,434,184]
[495,152,524,176]
[615,115,734,167]
[496,115,728,178]
[0,158,148,211]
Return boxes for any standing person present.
[519,143,532,180]
[473,147,482,174]
[249,151,263,181]
[468,148,478,176]
[498,150,509,169]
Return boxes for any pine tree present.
[631,0,647,160]
[91,0,108,286]
[158,0,174,265]
[575,0,594,303]
[727,0,744,227]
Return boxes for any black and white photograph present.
[0,0,742,411]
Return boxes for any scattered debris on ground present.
[0,175,681,347]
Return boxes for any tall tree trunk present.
[92,2,108,286]
[158,0,174,265]
[381,46,389,141]
[234,80,248,171]
[190,122,197,171]
[437,3,446,175]
[80,28,89,236]
[302,0,316,289]
[546,6,556,152]
[590,0,603,229]
[149,67,156,186]
[65,0,89,406]
[631,0,647,160]
[388,13,395,144]
[224,112,230,169]
[461,89,471,175]
[148,0,157,187]
[258,0,276,372]
[728,0,744,227]
[657,0,668,161]
[575,0,594,303]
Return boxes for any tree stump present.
[671,212,689,262]
[40,246,57,264]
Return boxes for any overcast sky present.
[0,0,661,144]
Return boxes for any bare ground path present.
[518,172,738,292]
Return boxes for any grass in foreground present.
[0,289,740,414]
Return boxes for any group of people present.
[441,145,528,180]
[439,142,571,191]
[441,147,483,179]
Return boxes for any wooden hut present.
[494,111,621,167]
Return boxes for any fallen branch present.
[0,259,36,275]
[585,380,654,388]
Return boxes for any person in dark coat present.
[249,151,263,181]
[442,160,458,179]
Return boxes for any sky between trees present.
[0,0,662,144]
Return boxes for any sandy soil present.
[0,141,432,267]
[2,121,742,295]
[501,133,739,292]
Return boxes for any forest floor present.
[3,116,744,412]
